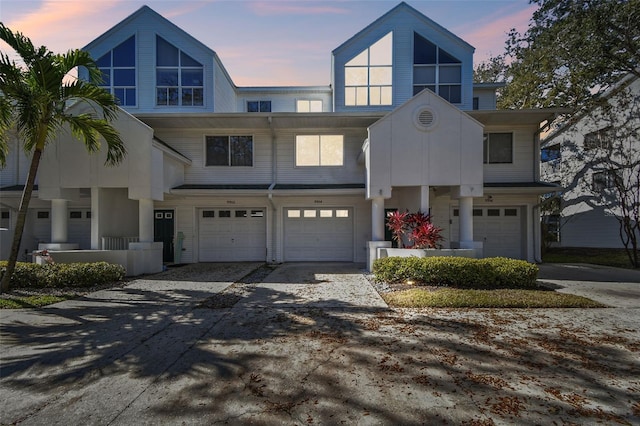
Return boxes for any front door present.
[154,210,174,263]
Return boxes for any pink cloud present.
[2,0,124,54]
[163,1,217,19]
[457,4,537,63]
[247,1,349,16]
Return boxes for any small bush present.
[373,256,539,289]
[0,261,125,288]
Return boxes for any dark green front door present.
[154,210,174,263]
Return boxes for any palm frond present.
[65,113,125,165]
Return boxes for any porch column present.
[420,185,430,214]
[139,198,154,243]
[50,199,68,243]
[371,197,385,241]
[459,196,473,247]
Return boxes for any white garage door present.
[199,208,266,262]
[451,207,522,259]
[284,207,353,261]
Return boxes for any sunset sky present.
[0,0,536,86]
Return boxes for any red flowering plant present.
[386,210,444,249]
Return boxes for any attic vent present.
[418,110,434,126]
[414,107,437,131]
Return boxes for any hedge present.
[372,256,539,289]
[0,261,126,288]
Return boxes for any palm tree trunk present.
[0,147,43,292]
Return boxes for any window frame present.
[295,134,345,167]
[413,32,462,104]
[204,135,254,167]
[584,127,613,151]
[344,32,393,107]
[592,169,620,192]
[247,100,272,112]
[156,36,204,107]
[97,35,137,107]
[296,99,323,113]
[483,132,513,164]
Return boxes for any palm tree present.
[0,24,126,292]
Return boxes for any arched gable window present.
[344,32,393,106]
[413,33,461,104]
[156,36,204,106]
[96,35,136,106]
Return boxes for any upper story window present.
[592,169,620,192]
[296,99,323,112]
[541,144,561,162]
[413,33,462,104]
[296,135,344,166]
[156,36,204,106]
[483,133,513,164]
[205,136,253,167]
[345,32,393,106]
[247,101,271,112]
[97,35,136,106]
[584,127,613,150]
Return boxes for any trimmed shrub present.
[373,256,539,289]
[0,261,125,288]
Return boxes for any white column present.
[139,198,154,243]
[420,185,430,214]
[91,187,100,249]
[50,199,68,243]
[371,197,385,241]
[459,196,473,245]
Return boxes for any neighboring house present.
[541,74,640,249]
[0,2,564,273]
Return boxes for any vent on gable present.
[414,107,437,131]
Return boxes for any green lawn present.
[543,247,636,269]
[383,288,606,308]
[0,294,76,309]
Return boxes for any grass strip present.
[0,294,76,309]
[383,288,606,308]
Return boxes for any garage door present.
[199,208,266,261]
[284,207,353,261]
[451,207,522,259]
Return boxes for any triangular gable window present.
[156,36,204,106]
[345,32,393,106]
[97,35,136,106]
[413,32,462,103]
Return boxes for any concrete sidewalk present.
[1,262,639,425]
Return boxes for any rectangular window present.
[219,210,231,218]
[584,127,613,150]
[156,36,203,106]
[303,210,317,218]
[287,210,301,218]
[247,101,271,112]
[235,210,247,218]
[296,99,323,112]
[205,136,253,167]
[541,144,561,162]
[504,209,518,217]
[251,210,264,218]
[483,133,513,164]
[69,211,83,219]
[295,135,344,166]
[487,209,500,217]
[320,209,333,218]
[335,209,349,218]
[37,211,50,219]
[202,210,215,218]
[473,97,479,110]
[592,170,620,192]
[473,209,483,216]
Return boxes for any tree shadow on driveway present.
[1,263,639,425]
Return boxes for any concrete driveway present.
[1,262,639,425]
